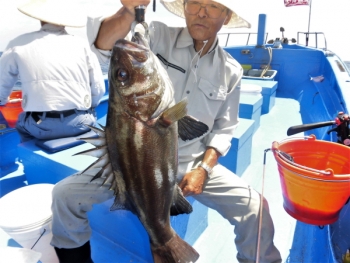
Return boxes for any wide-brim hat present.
[17,0,86,28]
[160,0,251,28]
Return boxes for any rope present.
[260,47,273,78]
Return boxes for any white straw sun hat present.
[17,0,87,28]
[160,0,251,28]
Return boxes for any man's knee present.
[52,178,74,205]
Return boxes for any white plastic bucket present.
[0,184,59,263]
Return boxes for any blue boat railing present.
[297,31,327,50]
[218,32,269,47]
[218,31,328,51]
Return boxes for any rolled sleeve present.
[86,47,106,107]
[87,15,112,65]
[205,83,241,156]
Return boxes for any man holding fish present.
[51,0,282,262]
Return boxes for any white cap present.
[160,0,251,28]
[18,0,87,28]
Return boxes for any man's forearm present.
[200,147,221,170]
[95,7,134,50]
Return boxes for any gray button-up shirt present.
[88,18,241,173]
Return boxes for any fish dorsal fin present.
[170,185,193,216]
[158,98,188,127]
[178,115,209,141]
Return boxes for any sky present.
[0,0,349,61]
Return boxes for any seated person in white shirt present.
[0,0,105,142]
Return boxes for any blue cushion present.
[35,130,98,153]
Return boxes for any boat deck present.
[1,95,331,263]
[0,95,301,263]
[193,96,302,263]
[188,95,347,263]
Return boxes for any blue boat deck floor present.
[193,97,346,263]
[1,97,339,263]
[192,97,302,263]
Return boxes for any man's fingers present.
[178,179,186,191]
[182,187,192,197]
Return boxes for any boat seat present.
[88,196,208,261]
[219,118,255,176]
[33,92,109,154]
[17,133,209,259]
[240,83,262,95]
[239,94,263,132]
[35,130,98,153]
[241,79,278,114]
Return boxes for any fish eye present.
[117,68,128,82]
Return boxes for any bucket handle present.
[272,135,332,176]
[278,134,317,144]
[274,149,332,176]
[31,228,46,250]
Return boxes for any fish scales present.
[106,39,179,246]
[77,32,208,263]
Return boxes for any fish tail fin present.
[151,234,199,263]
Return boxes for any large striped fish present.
[76,32,208,263]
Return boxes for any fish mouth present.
[134,83,163,100]
[114,32,149,52]
[131,32,149,47]
[114,39,149,53]
[112,35,150,74]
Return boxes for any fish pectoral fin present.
[158,98,188,127]
[178,115,209,141]
[170,186,193,216]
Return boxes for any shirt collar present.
[40,23,66,34]
[176,28,219,58]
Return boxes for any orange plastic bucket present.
[272,135,350,225]
[0,90,23,128]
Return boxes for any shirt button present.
[186,91,190,94]
[209,93,213,96]
[84,95,91,108]
[22,94,27,108]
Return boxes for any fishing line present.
[256,148,271,263]
[191,40,208,83]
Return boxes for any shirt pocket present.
[198,78,228,101]
[190,78,228,127]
